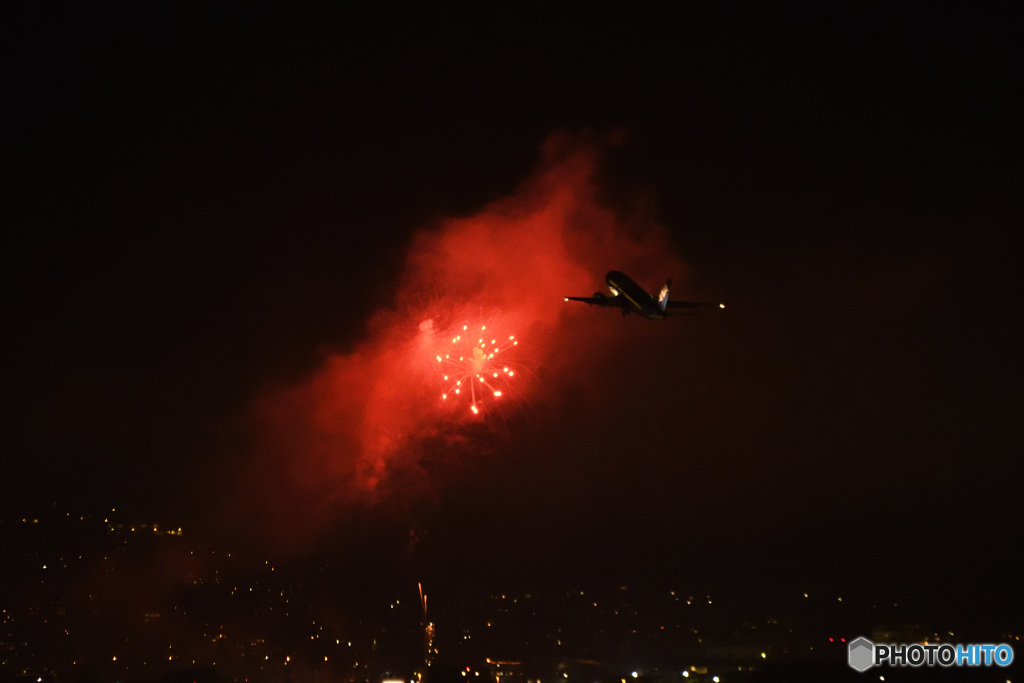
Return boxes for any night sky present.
[6,5,1021,618]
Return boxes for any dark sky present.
[6,5,1021,613]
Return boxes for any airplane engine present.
[592,291,604,299]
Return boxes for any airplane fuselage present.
[564,269,722,319]
[605,270,667,319]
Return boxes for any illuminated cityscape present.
[3,511,1018,683]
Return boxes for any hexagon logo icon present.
[848,636,874,672]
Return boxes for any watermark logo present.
[848,636,1014,671]
[848,637,874,672]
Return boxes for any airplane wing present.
[664,300,726,313]
[564,294,620,307]
[658,279,725,313]
[665,300,718,309]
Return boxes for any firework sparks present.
[436,322,519,416]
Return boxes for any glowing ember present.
[436,322,519,415]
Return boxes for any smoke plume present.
[217,132,691,553]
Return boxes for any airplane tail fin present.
[657,278,671,312]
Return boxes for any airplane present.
[565,270,725,320]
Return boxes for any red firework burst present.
[436,322,519,416]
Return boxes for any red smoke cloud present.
[219,132,692,552]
